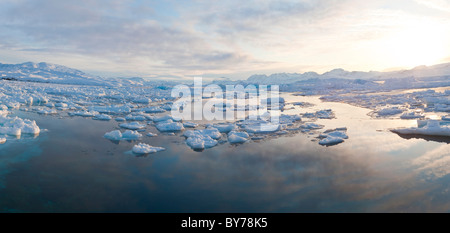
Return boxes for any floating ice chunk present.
[227,131,249,143]
[0,110,9,116]
[377,107,403,116]
[115,117,126,122]
[0,137,5,144]
[37,108,57,115]
[55,103,68,108]
[323,130,349,139]
[122,130,142,140]
[0,127,21,136]
[132,143,165,154]
[300,123,324,130]
[183,122,198,128]
[186,135,218,150]
[244,123,281,134]
[156,122,184,132]
[400,111,424,119]
[69,111,99,117]
[442,115,450,121]
[125,114,147,121]
[104,130,122,140]
[302,109,334,119]
[89,105,131,114]
[211,123,237,133]
[184,127,221,140]
[319,136,344,146]
[153,115,181,123]
[147,132,157,137]
[93,114,112,121]
[120,122,146,130]
[0,105,8,110]
[7,102,20,109]
[132,97,152,104]
[143,106,165,113]
[279,114,302,124]
[391,120,450,137]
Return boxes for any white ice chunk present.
[122,130,143,140]
[319,136,344,146]
[228,131,249,143]
[0,137,5,144]
[211,123,237,133]
[93,114,112,121]
[392,120,450,137]
[156,122,184,132]
[183,122,198,128]
[147,132,157,137]
[104,130,122,140]
[120,122,146,130]
[132,143,165,154]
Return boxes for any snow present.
[392,120,450,137]
[132,143,165,154]
[120,122,146,130]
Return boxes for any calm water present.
[0,93,449,212]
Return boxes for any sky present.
[0,0,449,80]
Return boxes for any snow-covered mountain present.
[245,62,450,84]
[0,62,108,86]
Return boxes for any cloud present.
[415,0,450,12]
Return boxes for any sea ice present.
[93,114,112,121]
[132,143,165,154]
[391,120,450,137]
[155,122,184,132]
[120,122,146,130]
[104,130,122,141]
[227,131,249,143]
[122,130,143,140]
[400,111,424,119]
[319,136,344,146]
[0,137,5,144]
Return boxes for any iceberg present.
[93,114,112,121]
[0,137,5,144]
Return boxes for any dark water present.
[0,94,449,212]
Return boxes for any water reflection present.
[0,94,449,212]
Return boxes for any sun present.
[382,20,448,68]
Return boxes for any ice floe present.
[119,122,146,130]
[132,143,165,154]
[227,131,249,144]
[391,120,450,137]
